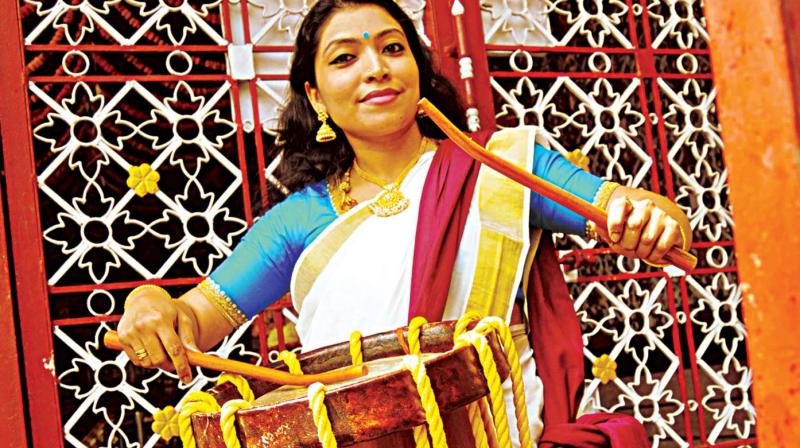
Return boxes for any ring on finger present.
[134,348,149,361]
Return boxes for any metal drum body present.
[192,321,509,447]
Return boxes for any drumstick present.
[417,98,698,272]
[104,331,367,385]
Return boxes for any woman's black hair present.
[269,0,468,203]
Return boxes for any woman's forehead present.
[317,4,406,48]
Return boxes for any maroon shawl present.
[409,135,648,447]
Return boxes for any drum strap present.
[456,313,535,448]
[403,355,448,448]
[308,383,338,448]
[456,331,513,447]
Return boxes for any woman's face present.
[306,4,421,141]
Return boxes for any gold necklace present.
[353,137,432,217]
[328,167,358,215]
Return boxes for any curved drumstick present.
[104,331,367,385]
[417,98,697,271]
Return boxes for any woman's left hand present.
[601,195,687,266]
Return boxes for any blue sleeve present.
[208,183,336,318]
[530,144,605,235]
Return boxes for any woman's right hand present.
[117,288,200,384]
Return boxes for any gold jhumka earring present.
[315,109,337,143]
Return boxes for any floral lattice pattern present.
[34,80,246,284]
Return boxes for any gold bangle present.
[124,284,171,310]
[584,181,622,241]
[642,225,690,268]
[197,278,248,328]
[592,181,621,211]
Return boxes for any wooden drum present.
[191,320,512,447]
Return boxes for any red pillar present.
[0,0,64,445]
[0,1,29,445]
[0,156,28,448]
[705,1,800,445]
[0,5,30,446]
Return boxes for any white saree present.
[289,127,547,445]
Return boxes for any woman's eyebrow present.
[322,28,404,55]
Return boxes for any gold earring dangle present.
[315,109,337,143]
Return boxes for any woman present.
[118,1,689,446]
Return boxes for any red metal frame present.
[0,0,64,445]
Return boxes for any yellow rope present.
[407,316,438,448]
[220,399,253,448]
[169,374,254,446]
[349,330,363,365]
[403,354,448,448]
[475,317,533,448]
[308,382,338,448]
[479,398,501,448]
[455,312,492,448]
[408,316,428,354]
[279,350,304,375]
[456,332,512,448]
[455,311,482,339]
[178,391,221,448]
[467,402,490,448]
[412,425,431,448]
[217,373,255,403]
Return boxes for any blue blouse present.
[209,144,605,319]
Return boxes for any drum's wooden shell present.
[193,321,509,447]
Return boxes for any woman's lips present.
[361,92,400,105]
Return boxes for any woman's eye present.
[383,43,405,54]
[330,54,355,65]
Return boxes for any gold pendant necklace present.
[367,183,409,217]
[353,137,433,217]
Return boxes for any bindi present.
[362,32,370,39]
